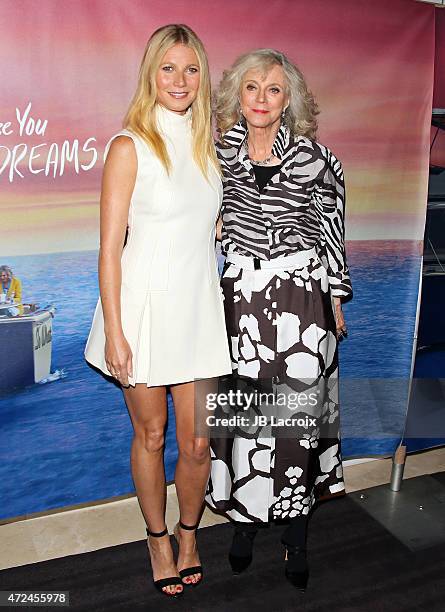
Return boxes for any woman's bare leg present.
[123,383,182,595]
[171,379,214,585]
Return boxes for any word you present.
[0,102,98,182]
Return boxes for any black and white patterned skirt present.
[205,247,345,522]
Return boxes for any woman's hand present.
[105,332,133,387]
[333,297,347,340]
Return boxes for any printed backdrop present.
[0,0,434,520]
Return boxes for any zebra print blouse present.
[217,121,353,299]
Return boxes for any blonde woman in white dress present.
[84,24,231,598]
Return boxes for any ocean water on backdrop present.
[0,241,421,519]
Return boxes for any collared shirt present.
[216,121,353,299]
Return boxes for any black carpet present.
[2,474,445,612]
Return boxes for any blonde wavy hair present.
[124,24,218,177]
[215,48,319,140]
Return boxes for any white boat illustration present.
[0,303,56,390]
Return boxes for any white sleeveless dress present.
[84,105,232,386]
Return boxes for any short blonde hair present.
[124,24,218,177]
[215,48,319,140]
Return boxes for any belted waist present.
[225,247,317,271]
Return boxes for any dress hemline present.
[85,355,232,388]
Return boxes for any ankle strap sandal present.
[146,526,183,598]
[174,520,203,587]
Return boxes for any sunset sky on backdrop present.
[0,0,434,256]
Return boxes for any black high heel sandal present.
[281,537,309,591]
[228,524,258,575]
[146,527,183,598]
[173,520,203,587]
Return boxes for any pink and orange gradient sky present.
[0,0,434,256]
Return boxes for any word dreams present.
[0,102,99,182]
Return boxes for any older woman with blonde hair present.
[85,24,231,598]
[206,49,352,590]
[0,265,22,304]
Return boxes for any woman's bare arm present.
[99,136,137,385]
